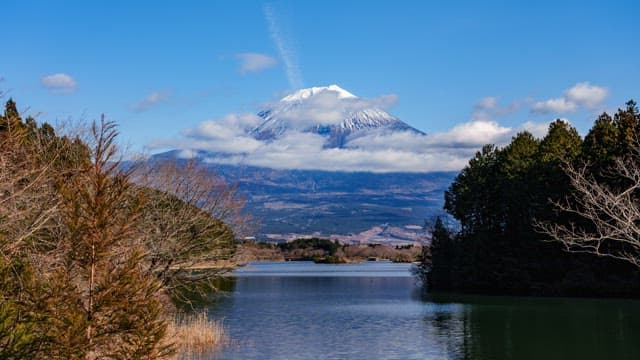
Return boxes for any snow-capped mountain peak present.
[280,84,357,102]
[251,85,424,147]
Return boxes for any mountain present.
[153,85,454,242]
[203,163,454,243]
[251,84,424,148]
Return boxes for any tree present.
[500,131,541,227]
[582,113,618,166]
[536,119,582,216]
[537,102,640,269]
[133,159,243,300]
[0,99,91,358]
[429,101,640,296]
[613,100,640,156]
[444,144,503,234]
[1,98,241,357]
[538,119,582,164]
[537,152,640,269]
[424,217,455,290]
[53,119,172,358]
[0,98,23,134]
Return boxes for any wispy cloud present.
[131,90,171,112]
[264,3,304,90]
[531,97,577,114]
[475,96,498,110]
[235,53,278,74]
[41,73,76,93]
[532,82,608,114]
[471,96,522,122]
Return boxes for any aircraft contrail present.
[264,3,304,90]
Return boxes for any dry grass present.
[168,311,229,359]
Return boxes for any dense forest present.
[0,99,238,358]
[422,101,640,297]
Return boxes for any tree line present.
[0,99,241,358]
[421,100,640,297]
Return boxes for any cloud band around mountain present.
[148,82,605,173]
[149,116,549,173]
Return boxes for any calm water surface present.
[204,261,640,360]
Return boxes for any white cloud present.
[149,113,551,173]
[518,121,550,138]
[264,3,304,89]
[531,82,608,114]
[202,140,471,173]
[185,113,262,140]
[131,91,171,112]
[41,73,76,93]
[235,53,278,74]
[564,82,608,108]
[428,120,513,147]
[147,87,574,173]
[148,113,264,154]
[531,97,577,114]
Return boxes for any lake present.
[203,261,640,360]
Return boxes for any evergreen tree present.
[430,103,640,296]
[536,119,582,214]
[613,100,640,156]
[538,119,582,164]
[425,217,454,290]
[582,113,618,167]
[0,99,20,131]
[444,144,502,234]
[55,119,171,358]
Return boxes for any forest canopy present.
[424,101,640,297]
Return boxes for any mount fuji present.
[251,84,424,147]
[154,85,455,242]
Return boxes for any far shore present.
[234,240,422,265]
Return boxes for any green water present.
[203,262,640,360]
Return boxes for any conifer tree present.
[54,118,172,358]
[425,217,454,290]
[583,113,618,165]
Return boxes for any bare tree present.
[0,143,58,255]
[537,154,640,268]
[133,159,249,298]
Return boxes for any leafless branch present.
[132,159,249,298]
[536,152,640,268]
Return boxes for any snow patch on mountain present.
[280,84,356,102]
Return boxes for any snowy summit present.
[280,84,357,102]
[251,85,423,148]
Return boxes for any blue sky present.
[2,1,639,171]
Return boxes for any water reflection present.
[172,276,237,311]
[203,262,640,360]
[424,293,640,360]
